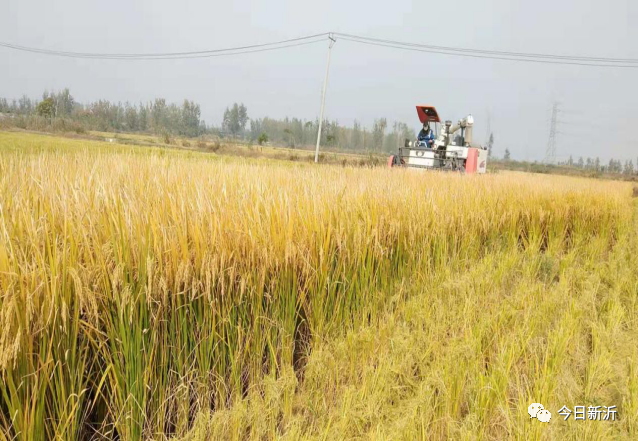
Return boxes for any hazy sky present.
[2,0,637,161]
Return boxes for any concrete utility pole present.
[315,33,336,163]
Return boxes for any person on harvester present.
[417,122,435,147]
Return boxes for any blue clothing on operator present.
[417,122,435,147]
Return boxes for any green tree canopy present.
[36,97,55,119]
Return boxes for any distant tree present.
[303,120,315,145]
[222,103,249,137]
[138,103,148,131]
[401,122,414,142]
[577,157,584,168]
[257,132,268,145]
[125,104,138,131]
[594,157,601,171]
[504,148,511,161]
[567,155,573,166]
[624,160,634,175]
[372,118,387,152]
[608,158,622,173]
[384,121,413,152]
[181,100,201,137]
[222,107,234,136]
[54,88,75,117]
[290,118,303,145]
[250,119,262,140]
[165,102,181,133]
[383,122,398,152]
[238,103,248,134]
[283,128,295,147]
[487,133,494,157]
[151,98,167,132]
[351,120,362,150]
[36,97,55,119]
[326,120,340,147]
[18,95,34,114]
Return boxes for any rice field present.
[0,131,636,440]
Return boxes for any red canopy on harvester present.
[416,105,441,124]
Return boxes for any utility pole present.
[315,33,336,163]
[544,102,559,164]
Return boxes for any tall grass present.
[0,132,633,439]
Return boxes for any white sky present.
[1,0,637,161]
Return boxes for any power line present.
[336,34,638,68]
[0,33,329,60]
[2,32,638,68]
[335,33,638,64]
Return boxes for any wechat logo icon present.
[528,403,551,423]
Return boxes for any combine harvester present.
[389,105,488,174]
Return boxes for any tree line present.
[2,90,635,166]
[0,89,416,153]
[248,117,414,152]
[0,89,204,137]
[496,150,638,177]
[561,155,637,175]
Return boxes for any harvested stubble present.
[0,133,633,440]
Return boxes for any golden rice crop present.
[0,132,633,440]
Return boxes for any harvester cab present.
[389,105,488,174]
